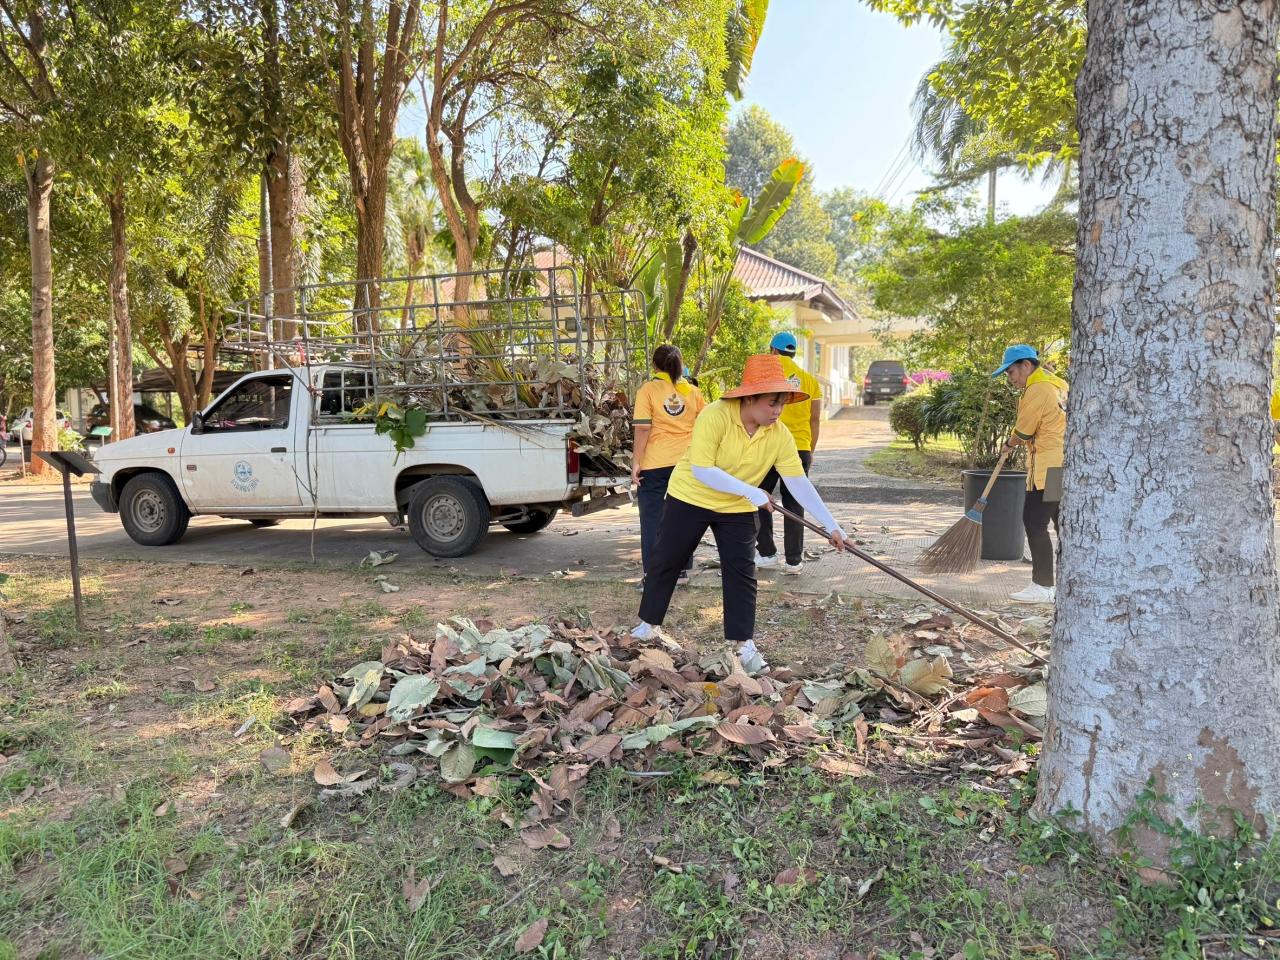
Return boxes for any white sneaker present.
[1010,583,1055,604]
[631,622,656,640]
[781,562,803,576]
[755,552,779,569]
[737,638,767,671]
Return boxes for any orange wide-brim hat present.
[720,354,809,404]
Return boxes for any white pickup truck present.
[90,363,628,557]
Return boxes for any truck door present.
[179,373,303,510]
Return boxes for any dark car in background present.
[862,360,909,405]
[87,402,177,434]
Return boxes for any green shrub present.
[889,390,931,449]
[918,369,1019,468]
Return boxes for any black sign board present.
[34,450,100,477]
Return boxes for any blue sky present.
[738,0,1053,215]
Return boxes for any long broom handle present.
[770,501,1048,665]
[967,448,1012,519]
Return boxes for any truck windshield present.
[204,376,293,431]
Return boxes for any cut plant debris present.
[288,613,1051,825]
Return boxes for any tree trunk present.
[986,168,996,225]
[661,231,698,342]
[106,186,135,441]
[266,144,299,337]
[354,163,387,320]
[24,153,56,473]
[1034,0,1280,852]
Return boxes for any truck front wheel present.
[407,477,490,558]
[120,473,191,546]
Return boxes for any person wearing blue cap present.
[992,344,1069,604]
[754,331,823,574]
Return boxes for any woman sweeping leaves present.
[632,345,706,587]
[992,344,1068,603]
[632,354,849,668]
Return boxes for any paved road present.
[0,413,1044,607]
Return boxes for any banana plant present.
[693,157,805,373]
[639,156,804,351]
[723,0,770,100]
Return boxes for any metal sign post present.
[34,451,100,631]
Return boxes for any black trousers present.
[638,496,758,641]
[756,449,813,565]
[1024,488,1060,587]
[636,466,692,576]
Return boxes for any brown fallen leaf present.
[279,798,312,829]
[259,746,292,775]
[521,826,571,851]
[153,800,173,817]
[698,770,740,786]
[317,686,342,714]
[649,852,683,873]
[715,722,775,746]
[578,734,621,762]
[814,755,868,778]
[515,917,549,953]
[774,866,818,887]
[313,759,344,786]
[327,715,351,733]
[403,866,434,913]
[493,854,522,877]
[190,674,217,693]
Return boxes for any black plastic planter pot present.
[961,468,1028,562]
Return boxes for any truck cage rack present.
[225,266,649,422]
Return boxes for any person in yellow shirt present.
[632,345,706,586]
[632,354,849,668]
[754,332,823,574]
[993,344,1068,604]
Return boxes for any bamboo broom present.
[917,448,1012,575]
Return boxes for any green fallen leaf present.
[342,661,385,710]
[440,742,477,783]
[471,726,518,750]
[386,676,440,722]
[1008,681,1048,717]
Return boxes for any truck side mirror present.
[191,412,204,435]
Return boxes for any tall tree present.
[724,105,835,276]
[190,0,332,336]
[52,0,184,441]
[0,0,60,472]
[1035,1,1280,848]
[330,0,423,314]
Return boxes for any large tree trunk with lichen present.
[1034,0,1280,851]
[24,153,56,474]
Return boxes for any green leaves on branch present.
[355,400,428,460]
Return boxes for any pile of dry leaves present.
[284,612,1050,827]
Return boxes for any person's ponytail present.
[652,344,683,384]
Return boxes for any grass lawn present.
[1,556,1276,959]
[864,436,968,486]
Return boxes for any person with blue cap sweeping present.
[992,344,1068,603]
[754,331,823,575]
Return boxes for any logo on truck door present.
[231,460,260,493]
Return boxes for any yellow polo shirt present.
[777,355,821,451]
[667,399,806,512]
[1012,367,1068,491]
[633,378,706,470]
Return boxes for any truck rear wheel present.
[120,473,190,546]
[501,507,557,534]
[407,476,490,558]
